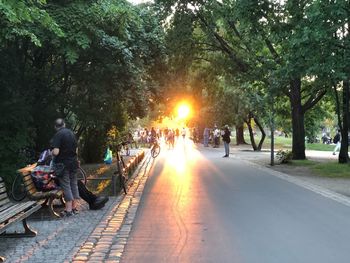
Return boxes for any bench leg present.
[42,197,49,206]
[48,197,60,218]
[0,219,37,238]
[22,218,37,237]
[60,196,66,206]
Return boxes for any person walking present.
[181,127,186,140]
[222,125,231,157]
[213,126,220,148]
[332,129,341,155]
[51,118,80,217]
[203,127,209,147]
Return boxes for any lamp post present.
[270,90,275,166]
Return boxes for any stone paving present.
[0,152,154,263]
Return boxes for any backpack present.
[31,165,57,191]
[333,133,340,144]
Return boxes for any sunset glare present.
[177,104,191,120]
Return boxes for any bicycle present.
[151,139,161,158]
[114,142,127,194]
[123,142,131,156]
[11,165,87,201]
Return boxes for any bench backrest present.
[17,169,39,196]
[0,177,11,212]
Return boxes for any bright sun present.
[177,104,191,119]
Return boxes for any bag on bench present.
[31,165,58,191]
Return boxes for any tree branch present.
[197,12,249,72]
[301,88,327,113]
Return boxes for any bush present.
[276,149,293,164]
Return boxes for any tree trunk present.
[246,116,257,150]
[339,79,350,163]
[235,124,246,145]
[254,115,266,151]
[289,78,306,160]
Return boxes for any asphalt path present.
[121,139,350,263]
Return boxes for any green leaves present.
[0,1,63,47]
[0,0,167,172]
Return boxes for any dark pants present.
[77,180,97,204]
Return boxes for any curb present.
[70,151,154,262]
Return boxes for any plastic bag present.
[104,148,113,164]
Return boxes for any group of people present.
[203,125,231,157]
[132,126,188,149]
[49,120,234,218]
[42,118,347,220]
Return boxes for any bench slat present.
[0,188,7,195]
[0,184,6,193]
[0,202,13,214]
[0,197,10,210]
[30,190,63,200]
[17,163,37,176]
[0,176,41,243]
[0,191,8,200]
[25,184,37,194]
[0,201,37,224]
[0,201,33,222]
[16,169,63,201]
[0,203,41,235]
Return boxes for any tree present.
[0,0,168,184]
[155,0,346,160]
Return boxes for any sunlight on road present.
[158,137,219,211]
[165,138,198,174]
[122,137,229,261]
[145,137,226,259]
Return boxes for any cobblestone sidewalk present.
[0,152,154,263]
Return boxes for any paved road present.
[122,139,350,263]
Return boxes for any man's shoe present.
[332,152,336,155]
[60,210,74,218]
[223,155,228,157]
[89,196,109,210]
[72,208,79,215]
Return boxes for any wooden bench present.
[17,164,64,218]
[0,177,41,262]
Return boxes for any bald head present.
[54,118,66,130]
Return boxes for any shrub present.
[276,149,293,164]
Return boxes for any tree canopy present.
[0,0,167,184]
[1,0,349,186]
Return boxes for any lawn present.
[290,160,350,178]
[237,135,336,152]
[234,135,349,178]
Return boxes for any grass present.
[234,135,349,178]
[232,136,293,149]
[238,135,338,152]
[289,160,318,166]
[305,143,334,151]
[311,162,350,178]
[82,156,135,196]
[289,159,350,178]
[82,163,116,195]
